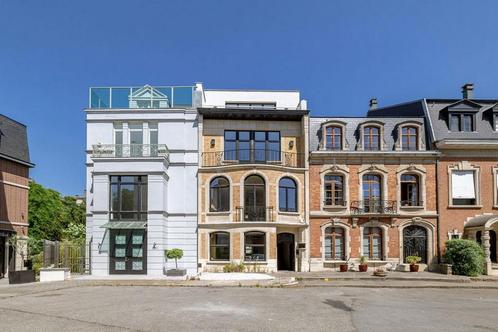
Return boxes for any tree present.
[165,248,184,270]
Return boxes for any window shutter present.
[452,171,475,199]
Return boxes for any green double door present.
[110,229,147,274]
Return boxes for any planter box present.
[8,270,36,284]
[40,268,71,282]
[166,269,186,277]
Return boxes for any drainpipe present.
[436,159,441,264]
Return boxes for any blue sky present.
[1,0,498,195]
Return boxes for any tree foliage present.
[28,181,86,242]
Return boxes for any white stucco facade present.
[85,86,199,277]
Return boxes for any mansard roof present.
[0,114,33,166]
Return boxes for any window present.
[400,174,420,206]
[325,126,342,150]
[244,175,266,221]
[110,176,147,221]
[363,227,383,260]
[401,126,418,151]
[363,126,380,151]
[324,174,344,206]
[210,177,230,212]
[449,113,474,132]
[244,232,266,261]
[451,171,476,205]
[210,232,230,261]
[363,174,382,212]
[279,177,297,212]
[149,123,158,156]
[324,227,345,260]
[224,131,280,163]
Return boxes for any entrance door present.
[110,229,147,274]
[277,233,295,271]
[403,225,428,264]
[491,230,497,263]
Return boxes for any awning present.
[100,221,147,229]
[464,215,498,228]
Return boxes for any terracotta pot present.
[359,264,368,272]
[339,264,348,272]
[409,264,419,272]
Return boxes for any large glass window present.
[450,113,474,132]
[363,227,383,260]
[110,176,147,221]
[224,130,281,163]
[325,126,342,150]
[363,126,380,151]
[363,174,382,212]
[451,170,476,205]
[400,174,420,206]
[244,175,266,221]
[324,227,345,260]
[401,126,418,151]
[210,232,230,261]
[210,177,230,212]
[244,232,266,261]
[279,177,297,212]
[324,174,344,206]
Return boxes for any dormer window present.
[325,126,342,150]
[363,126,380,151]
[450,113,474,132]
[401,126,418,151]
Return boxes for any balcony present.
[92,144,169,159]
[235,206,274,222]
[89,85,194,109]
[350,200,397,215]
[202,149,304,168]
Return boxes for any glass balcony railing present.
[88,85,194,109]
[92,144,169,159]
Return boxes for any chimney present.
[369,98,378,111]
[461,83,474,99]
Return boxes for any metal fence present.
[43,240,87,273]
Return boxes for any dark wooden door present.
[277,233,295,271]
[109,229,147,274]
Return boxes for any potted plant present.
[165,248,186,277]
[406,255,422,272]
[339,258,349,272]
[358,256,368,272]
[7,236,36,284]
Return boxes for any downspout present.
[436,158,441,264]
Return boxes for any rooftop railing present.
[92,144,169,159]
[89,85,194,109]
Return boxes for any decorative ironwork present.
[202,149,303,168]
[350,200,397,215]
[403,225,427,263]
[235,206,274,222]
[92,144,169,159]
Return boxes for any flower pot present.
[409,264,419,272]
[339,264,348,272]
[8,270,36,284]
[359,264,368,272]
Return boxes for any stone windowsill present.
[206,211,231,216]
[448,205,483,209]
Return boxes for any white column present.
[483,229,492,275]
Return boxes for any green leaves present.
[444,239,485,277]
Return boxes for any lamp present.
[210,139,216,148]
[289,140,294,150]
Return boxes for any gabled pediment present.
[446,99,482,112]
[129,85,170,108]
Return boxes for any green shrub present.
[444,239,485,277]
[223,262,245,273]
[406,256,422,265]
[165,248,184,269]
[359,256,368,264]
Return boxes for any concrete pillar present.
[483,229,492,275]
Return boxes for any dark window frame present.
[325,126,342,150]
[363,126,381,151]
[279,177,297,212]
[401,126,418,151]
[209,232,230,261]
[324,174,345,206]
[224,130,281,162]
[110,175,148,221]
[209,177,230,212]
[400,174,420,207]
[449,113,475,132]
[244,231,266,261]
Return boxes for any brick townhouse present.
[309,100,439,271]
[0,114,33,278]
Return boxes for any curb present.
[295,277,471,283]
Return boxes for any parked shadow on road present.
[323,299,353,312]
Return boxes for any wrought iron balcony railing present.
[235,206,274,222]
[92,144,169,158]
[350,200,397,215]
[202,149,304,168]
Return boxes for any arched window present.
[403,225,427,263]
[362,174,382,212]
[363,227,383,260]
[325,126,342,150]
[244,175,266,221]
[279,177,297,212]
[209,232,230,261]
[363,126,380,151]
[324,174,344,206]
[401,126,418,151]
[244,231,266,261]
[210,177,229,212]
[324,227,345,260]
[400,174,420,206]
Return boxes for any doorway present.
[277,233,295,271]
[477,230,497,263]
[109,229,147,274]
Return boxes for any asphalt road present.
[0,285,497,331]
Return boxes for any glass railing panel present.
[172,87,193,107]
[90,88,110,108]
[111,88,132,108]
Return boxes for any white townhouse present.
[85,84,200,276]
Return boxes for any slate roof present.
[0,114,32,166]
[309,116,428,152]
